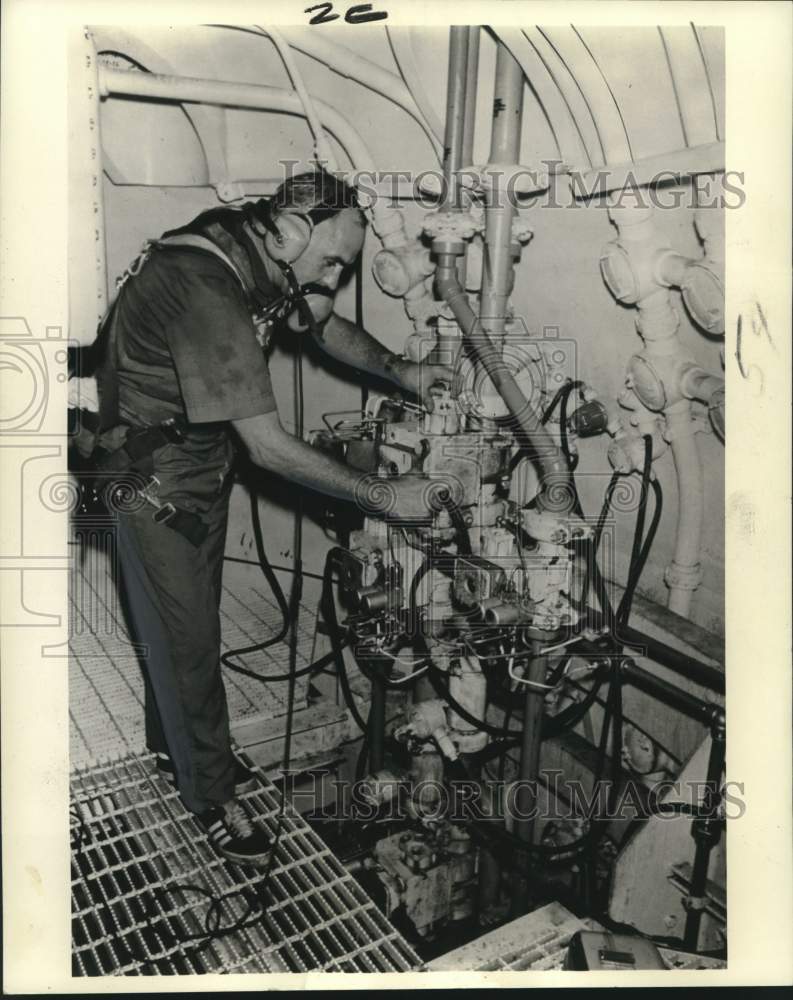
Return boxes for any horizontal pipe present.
[620,626,724,694]
[575,141,725,197]
[621,659,720,727]
[98,67,376,172]
[571,621,724,694]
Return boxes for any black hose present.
[541,379,583,427]
[616,435,652,627]
[617,476,663,627]
[321,550,368,733]
[220,489,290,675]
[558,381,583,478]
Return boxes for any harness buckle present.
[160,418,186,444]
[152,502,177,525]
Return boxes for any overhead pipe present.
[564,25,633,164]
[99,66,437,339]
[98,68,377,172]
[277,26,443,159]
[386,27,446,147]
[576,141,725,199]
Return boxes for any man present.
[94,169,449,866]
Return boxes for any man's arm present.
[313,313,453,406]
[232,409,434,519]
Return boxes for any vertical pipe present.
[683,717,726,950]
[434,26,470,367]
[666,403,704,616]
[457,25,480,292]
[516,645,547,845]
[479,44,524,340]
[368,672,387,773]
[440,26,469,212]
[508,645,548,914]
[461,26,480,168]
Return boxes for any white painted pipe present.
[386,27,446,147]
[490,27,581,166]
[539,26,632,164]
[257,26,339,170]
[98,67,434,339]
[98,68,377,172]
[278,26,442,158]
[665,402,704,617]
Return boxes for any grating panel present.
[428,902,597,971]
[69,539,318,767]
[71,750,422,976]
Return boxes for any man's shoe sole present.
[213,841,273,868]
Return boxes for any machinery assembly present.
[55,17,743,979]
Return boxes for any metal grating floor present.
[71,751,422,976]
[69,539,318,767]
[428,902,596,971]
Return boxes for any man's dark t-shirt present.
[103,245,277,514]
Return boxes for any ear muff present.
[264,210,313,264]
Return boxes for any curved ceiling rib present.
[570,25,635,163]
[530,27,608,167]
[92,28,228,187]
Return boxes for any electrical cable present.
[617,475,663,628]
[220,489,291,677]
[321,550,369,733]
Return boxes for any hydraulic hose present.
[321,549,368,733]
[220,489,290,677]
[434,253,574,514]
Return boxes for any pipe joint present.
[424,210,483,243]
[372,241,435,298]
[664,560,703,595]
[600,239,686,307]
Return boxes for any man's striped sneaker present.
[196,799,272,867]
[154,752,258,796]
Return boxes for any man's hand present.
[389,359,456,411]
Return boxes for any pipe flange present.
[423,210,483,241]
[473,162,550,195]
[664,561,702,593]
[600,243,639,304]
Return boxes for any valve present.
[569,399,609,437]
[372,241,435,298]
[394,699,458,760]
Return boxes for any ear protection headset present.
[245,200,314,264]
[242,199,338,337]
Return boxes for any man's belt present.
[91,418,211,547]
[94,418,186,472]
